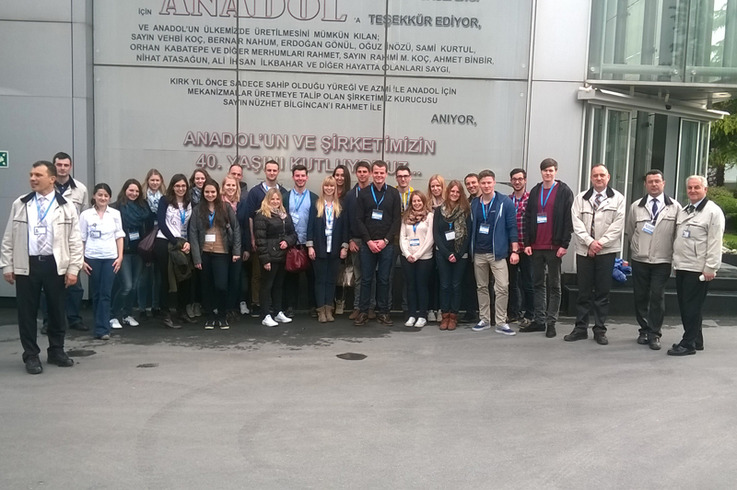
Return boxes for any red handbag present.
[285,246,309,272]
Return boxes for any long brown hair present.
[402,190,430,224]
[197,179,227,229]
[442,180,470,215]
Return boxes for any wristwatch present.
[383,238,389,245]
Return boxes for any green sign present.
[0,151,7,168]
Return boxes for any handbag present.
[337,263,355,287]
[137,226,159,263]
[285,246,310,273]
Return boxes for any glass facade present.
[589,0,737,84]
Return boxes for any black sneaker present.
[637,333,649,345]
[564,329,588,342]
[250,304,261,318]
[519,322,546,333]
[204,320,215,330]
[162,316,182,329]
[47,351,74,367]
[220,319,230,330]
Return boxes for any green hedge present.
[707,187,737,228]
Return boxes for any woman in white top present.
[79,183,125,340]
[154,173,193,329]
[399,190,435,327]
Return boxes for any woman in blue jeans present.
[111,179,153,328]
[432,180,471,331]
[307,176,349,323]
[400,191,435,328]
[79,183,125,340]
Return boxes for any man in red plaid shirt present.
[507,168,534,327]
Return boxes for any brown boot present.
[440,312,449,330]
[326,306,335,322]
[349,309,360,320]
[448,313,457,331]
[317,306,327,323]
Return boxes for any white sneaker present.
[261,314,278,327]
[427,311,436,322]
[405,317,416,327]
[274,311,293,323]
[415,317,427,328]
[122,315,139,327]
[239,301,250,315]
[109,318,123,329]
[495,324,517,336]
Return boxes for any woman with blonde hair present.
[254,188,297,327]
[432,180,471,330]
[307,176,349,322]
[399,190,435,328]
[222,174,251,322]
[426,174,446,322]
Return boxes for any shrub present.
[707,186,737,228]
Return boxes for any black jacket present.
[524,180,574,249]
[254,211,297,265]
[432,207,471,261]
[354,183,402,243]
[306,204,349,259]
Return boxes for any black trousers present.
[154,238,190,315]
[201,252,229,321]
[675,270,708,350]
[631,260,671,338]
[16,256,67,361]
[575,252,616,333]
[261,261,286,317]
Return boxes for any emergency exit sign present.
[0,151,7,168]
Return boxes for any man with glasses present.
[507,168,534,328]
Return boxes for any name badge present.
[479,224,490,235]
[445,231,456,241]
[682,230,690,238]
[205,234,216,243]
[409,238,420,247]
[129,231,140,241]
[90,230,102,239]
[291,214,300,226]
[371,209,383,220]
[34,225,47,236]
[537,214,547,224]
[642,222,655,235]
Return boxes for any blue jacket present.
[469,192,518,259]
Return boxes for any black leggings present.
[260,261,286,318]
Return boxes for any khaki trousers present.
[473,253,509,325]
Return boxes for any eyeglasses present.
[396,174,410,179]
[510,178,525,182]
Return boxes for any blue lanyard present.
[540,182,556,210]
[179,206,187,225]
[35,194,56,223]
[401,190,411,210]
[370,185,385,208]
[208,211,215,228]
[325,202,334,226]
[481,195,496,222]
[412,223,418,234]
[291,190,307,213]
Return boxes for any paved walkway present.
[1,310,736,489]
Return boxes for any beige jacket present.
[571,186,626,256]
[626,195,681,264]
[0,192,84,276]
[672,199,725,274]
[58,177,89,215]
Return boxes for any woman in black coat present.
[307,176,349,323]
[254,188,297,327]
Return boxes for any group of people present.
[0,153,726,375]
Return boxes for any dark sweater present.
[354,183,402,243]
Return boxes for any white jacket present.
[400,213,434,261]
[672,199,725,274]
[1,192,84,276]
[626,195,681,264]
[571,186,626,256]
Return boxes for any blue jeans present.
[359,243,394,314]
[112,253,143,318]
[88,258,116,337]
[313,256,340,307]
[401,256,433,318]
[436,255,467,313]
[137,261,161,311]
